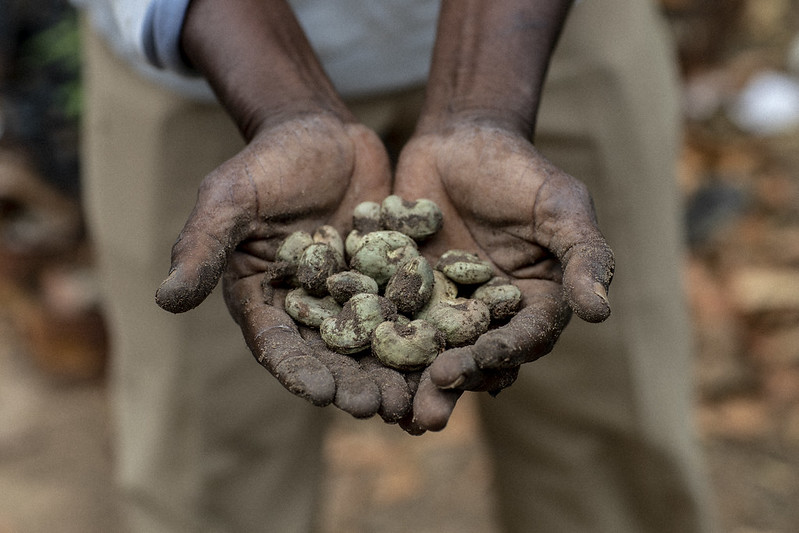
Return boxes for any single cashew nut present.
[427,298,491,347]
[284,288,342,327]
[414,270,459,320]
[349,230,419,287]
[384,255,435,315]
[345,229,366,261]
[276,230,314,265]
[320,293,398,354]
[436,249,493,285]
[297,243,344,296]
[326,270,379,304]
[352,201,382,233]
[472,277,522,321]
[372,319,445,371]
[271,230,314,285]
[380,195,443,241]
[313,225,346,262]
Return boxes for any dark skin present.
[156,0,614,433]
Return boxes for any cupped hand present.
[155,113,414,421]
[393,119,615,431]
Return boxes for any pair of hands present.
[155,111,614,435]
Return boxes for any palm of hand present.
[157,115,420,420]
[395,124,569,282]
[392,123,614,430]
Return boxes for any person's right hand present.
[154,113,418,422]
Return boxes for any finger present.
[428,347,482,389]
[537,178,615,323]
[397,371,425,434]
[360,356,413,423]
[227,275,336,406]
[410,368,462,432]
[296,327,384,419]
[429,348,519,392]
[398,412,426,436]
[469,282,571,369]
[156,171,253,313]
[404,371,422,396]
[315,351,381,419]
[559,236,614,323]
[253,324,337,407]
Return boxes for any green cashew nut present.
[472,277,522,321]
[270,230,314,285]
[380,195,443,241]
[320,293,398,354]
[352,200,382,233]
[384,255,435,315]
[326,270,379,304]
[344,229,366,261]
[436,249,494,285]
[284,288,342,327]
[297,243,344,296]
[427,298,491,347]
[414,270,458,320]
[313,225,346,262]
[276,230,314,265]
[372,319,445,371]
[349,230,419,287]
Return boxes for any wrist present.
[417,0,571,139]
[181,0,353,139]
[415,106,534,138]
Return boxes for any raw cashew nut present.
[427,298,491,347]
[276,230,314,265]
[313,225,346,261]
[384,255,435,315]
[297,243,344,296]
[352,201,382,233]
[372,319,445,371]
[436,249,493,285]
[414,270,458,320]
[284,288,342,327]
[472,277,522,321]
[379,195,444,241]
[349,230,419,287]
[320,293,398,354]
[326,270,379,304]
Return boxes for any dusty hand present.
[393,120,615,431]
[155,114,414,421]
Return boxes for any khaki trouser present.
[81,1,718,532]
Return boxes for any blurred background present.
[2,0,799,532]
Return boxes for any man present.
[78,0,718,531]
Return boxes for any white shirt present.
[73,0,440,100]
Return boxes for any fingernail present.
[592,282,609,305]
[442,374,466,389]
[159,267,178,287]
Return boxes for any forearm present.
[418,0,571,137]
[181,0,353,139]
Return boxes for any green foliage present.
[20,10,82,120]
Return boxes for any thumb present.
[537,178,615,323]
[557,232,614,323]
[156,177,252,313]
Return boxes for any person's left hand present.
[391,118,615,433]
